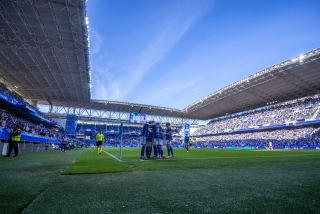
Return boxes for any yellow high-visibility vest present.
[11,129,21,142]
[96,133,104,141]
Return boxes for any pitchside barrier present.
[0,127,59,155]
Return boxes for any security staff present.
[5,124,21,157]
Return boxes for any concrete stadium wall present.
[0,141,52,155]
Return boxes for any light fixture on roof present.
[14,85,18,88]
[299,55,304,63]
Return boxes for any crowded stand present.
[193,95,320,136]
[76,123,142,135]
[193,127,320,149]
[75,122,183,148]
[103,136,140,147]
[75,123,143,147]
[0,82,92,153]
[192,95,320,149]
[0,82,63,130]
[0,108,91,153]
[0,109,62,139]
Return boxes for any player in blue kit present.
[164,122,174,158]
[140,122,149,159]
[184,134,190,152]
[158,128,165,159]
[151,121,162,159]
[145,127,153,159]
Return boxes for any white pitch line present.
[104,151,123,162]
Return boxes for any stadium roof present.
[0,1,320,121]
[0,0,91,103]
[44,48,320,121]
[184,48,320,120]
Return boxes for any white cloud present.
[89,29,102,54]
[103,0,214,101]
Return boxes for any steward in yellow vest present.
[5,124,21,157]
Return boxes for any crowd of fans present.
[193,127,320,148]
[193,95,320,136]
[76,123,142,134]
[0,82,63,129]
[0,108,92,150]
[102,136,140,147]
[0,109,63,139]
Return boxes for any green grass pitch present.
[1,147,319,213]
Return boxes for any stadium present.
[0,0,320,213]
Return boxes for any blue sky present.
[87,0,320,110]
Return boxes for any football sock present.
[167,148,170,156]
[140,145,145,157]
[170,147,174,156]
[153,146,158,156]
[157,146,161,156]
[147,148,151,157]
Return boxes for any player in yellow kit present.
[96,130,104,154]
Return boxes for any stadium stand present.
[0,109,62,154]
[76,123,142,134]
[192,95,320,149]
[193,127,320,149]
[74,122,183,147]
[193,95,320,136]
[0,84,90,154]
[0,82,63,130]
[0,109,62,138]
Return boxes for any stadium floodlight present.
[14,85,18,88]
[299,55,304,63]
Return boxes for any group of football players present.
[140,121,174,159]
